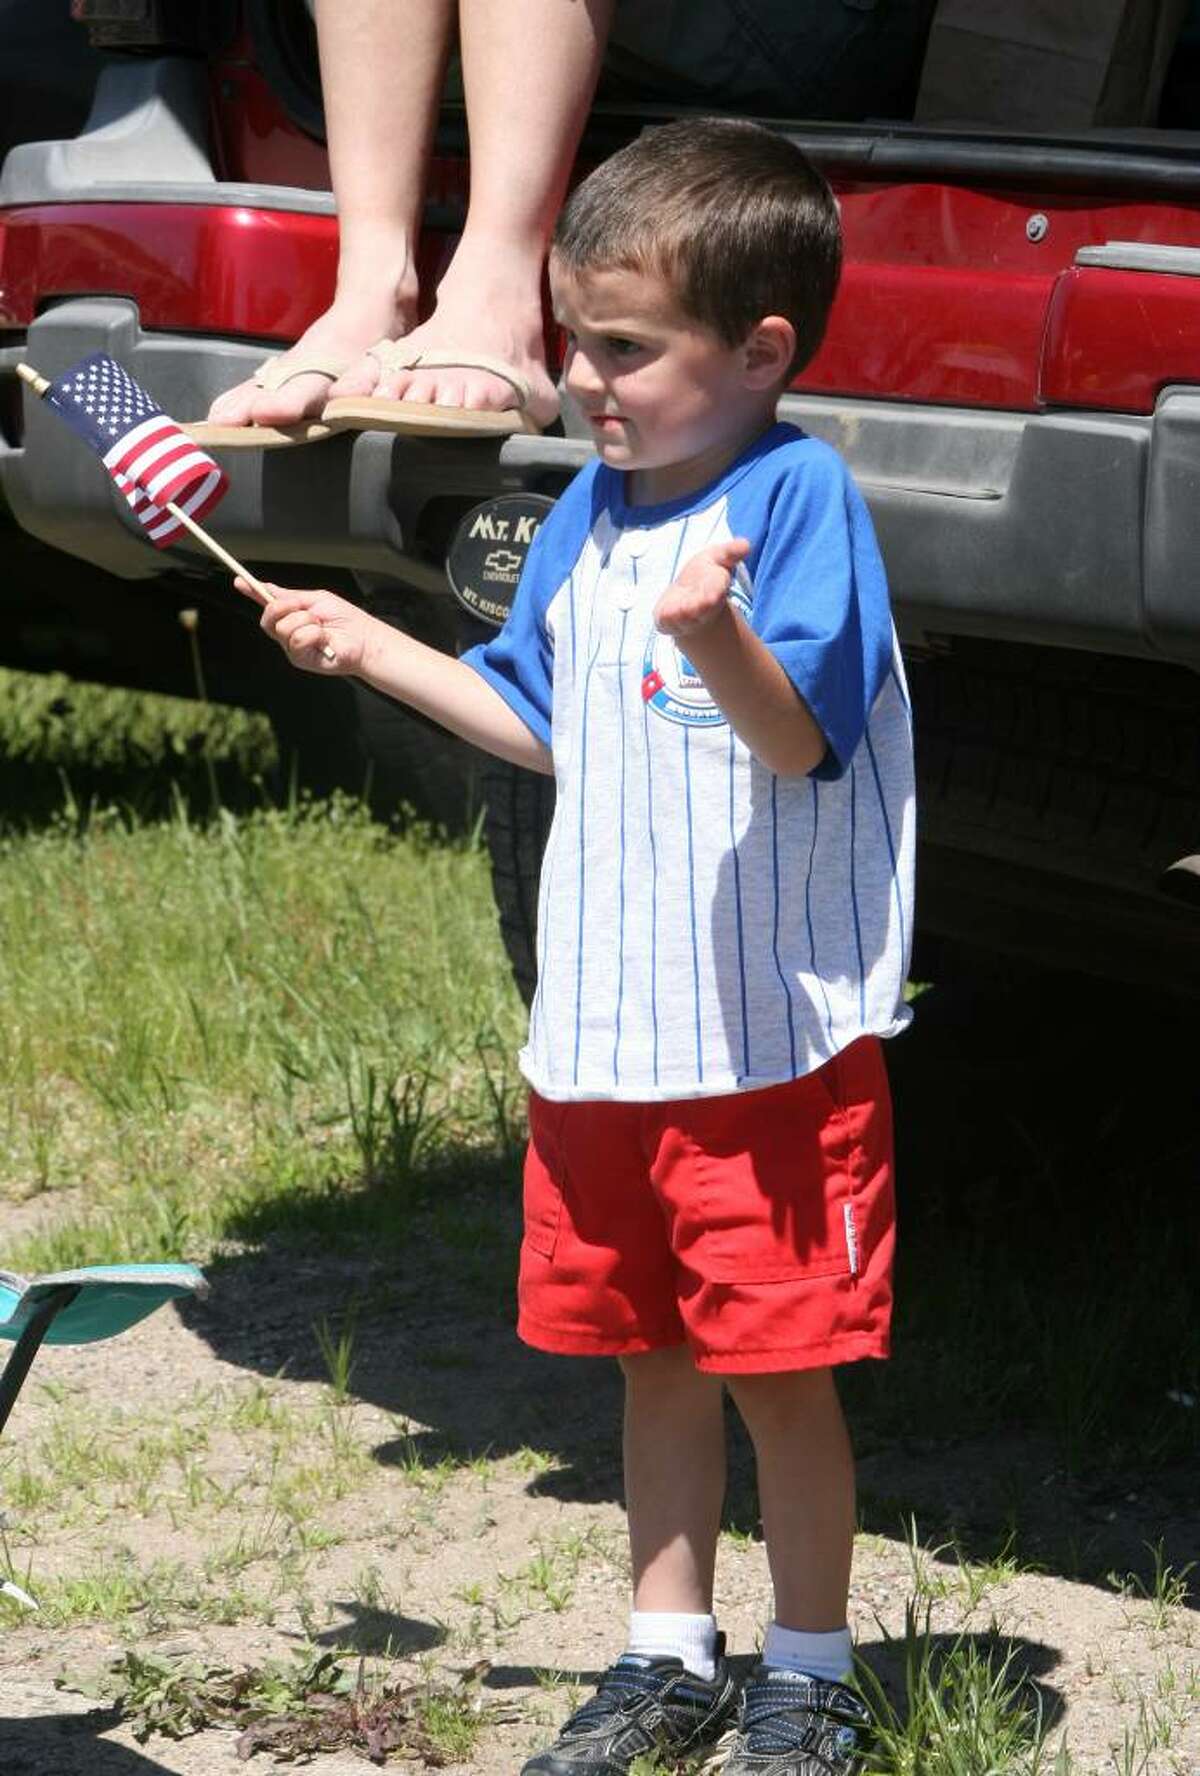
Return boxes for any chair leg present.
[0,1287,80,1437]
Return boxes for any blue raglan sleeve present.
[738,443,895,781]
[460,465,600,749]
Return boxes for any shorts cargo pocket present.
[686,1058,859,1284]
[523,1093,568,1261]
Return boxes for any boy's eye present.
[606,337,642,357]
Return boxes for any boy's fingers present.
[289,623,324,652]
[705,536,751,571]
[260,593,315,629]
[673,566,736,610]
[274,609,323,644]
[678,537,750,589]
[233,573,273,608]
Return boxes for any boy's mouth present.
[589,413,626,431]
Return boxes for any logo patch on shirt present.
[640,582,753,727]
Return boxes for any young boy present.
[248,118,914,1776]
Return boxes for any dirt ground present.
[1,1224,1196,1776]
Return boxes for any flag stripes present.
[45,353,228,549]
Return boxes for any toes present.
[249,372,336,427]
[206,379,259,424]
[338,360,551,418]
[326,352,385,401]
[401,371,514,412]
[411,374,466,409]
[373,369,409,402]
[458,376,500,413]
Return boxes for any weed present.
[1107,1696,1173,1776]
[0,1513,38,1616]
[202,1512,290,1580]
[2,1460,52,1516]
[228,1380,297,1436]
[954,1534,1023,1613]
[902,1519,955,1606]
[899,1522,1023,1621]
[351,1563,388,1613]
[1109,1541,1196,1631]
[314,1303,359,1403]
[342,1055,444,1184]
[502,1529,604,1617]
[58,1645,353,1745]
[27,1556,183,1629]
[387,1427,466,1493]
[858,1602,1055,1776]
[417,1680,487,1762]
[196,1647,495,1766]
[513,1445,558,1477]
[522,1549,575,1613]
[723,1522,759,1552]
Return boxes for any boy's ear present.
[742,315,796,389]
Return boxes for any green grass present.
[859,1605,1061,1776]
[0,791,525,1273]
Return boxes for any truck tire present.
[264,670,485,832]
[912,639,1200,992]
[481,758,555,1006]
[348,678,484,831]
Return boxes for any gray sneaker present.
[521,1642,739,1776]
[720,1666,871,1776]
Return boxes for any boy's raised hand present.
[234,579,369,675]
[654,537,751,638]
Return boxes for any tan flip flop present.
[183,351,353,448]
[321,346,550,438]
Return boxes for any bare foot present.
[205,260,418,429]
[325,255,559,427]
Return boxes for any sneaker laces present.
[739,1673,867,1768]
[562,1656,678,1738]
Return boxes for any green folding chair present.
[0,1263,208,1437]
[0,1263,207,1610]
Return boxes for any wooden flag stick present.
[17,361,335,661]
[15,363,49,397]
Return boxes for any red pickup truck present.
[2,2,1199,998]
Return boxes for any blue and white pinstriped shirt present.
[463,423,915,1102]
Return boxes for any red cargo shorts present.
[518,1036,895,1374]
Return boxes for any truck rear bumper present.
[5,295,1200,668]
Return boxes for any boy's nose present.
[564,346,603,404]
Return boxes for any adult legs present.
[620,1346,727,1615]
[206,0,451,428]
[725,1367,855,1636]
[329,0,615,423]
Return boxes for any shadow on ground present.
[183,970,1199,1595]
[3,1706,174,1776]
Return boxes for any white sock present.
[627,1610,719,1681]
[761,1622,853,1683]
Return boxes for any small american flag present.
[45,352,227,548]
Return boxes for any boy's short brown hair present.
[552,117,841,377]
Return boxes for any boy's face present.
[551,260,781,506]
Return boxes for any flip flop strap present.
[364,342,532,405]
[253,352,352,393]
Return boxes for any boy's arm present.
[242,580,553,775]
[655,541,827,777]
